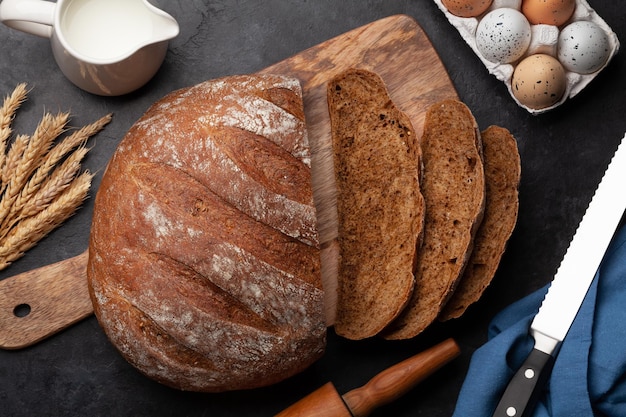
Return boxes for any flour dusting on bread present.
[87,74,325,392]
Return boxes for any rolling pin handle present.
[275,338,460,417]
[343,338,461,417]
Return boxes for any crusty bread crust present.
[439,125,520,320]
[328,69,424,340]
[87,74,326,392]
[384,99,485,340]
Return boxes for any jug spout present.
[154,17,179,43]
[145,1,180,43]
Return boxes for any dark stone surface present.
[0,1,624,416]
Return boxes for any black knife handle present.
[491,348,555,417]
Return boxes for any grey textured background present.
[0,1,624,416]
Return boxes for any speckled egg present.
[521,0,576,26]
[475,8,531,64]
[512,54,567,109]
[441,0,493,18]
[558,21,611,74]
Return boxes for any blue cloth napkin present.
[453,225,626,417]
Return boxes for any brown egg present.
[522,0,576,26]
[441,0,493,18]
[512,54,567,109]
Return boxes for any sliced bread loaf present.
[328,69,425,340]
[439,125,520,320]
[384,99,485,340]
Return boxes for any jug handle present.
[0,0,55,38]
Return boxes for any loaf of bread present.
[87,74,326,392]
[327,69,424,340]
[384,99,485,340]
[439,125,520,320]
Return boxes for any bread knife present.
[492,134,626,417]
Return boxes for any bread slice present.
[439,125,520,320]
[328,69,425,340]
[384,99,485,340]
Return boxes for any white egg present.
[558,21,611,74]
[475,8,532,64]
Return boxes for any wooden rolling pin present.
[275,338,460,417]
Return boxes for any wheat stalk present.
[1,146,88,236]
[0,171,93,269]
[5,113,111,230]
[1,133,29,194]
[0,83,28,172]
[0,112,69,227]
[0,83,112,270]
[36,113,111,175]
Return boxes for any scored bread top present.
[87,74,326,392]
[439,125,520,320]
[384,99,485,340]
[328,69,425,340]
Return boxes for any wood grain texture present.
[274,382,352,417]
[342,338,460,416]
[0,15,456,349]
[0,250,91,349]
[275,338,460,417]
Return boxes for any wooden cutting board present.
[0,14,457,349]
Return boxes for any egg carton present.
[433,0,620,114]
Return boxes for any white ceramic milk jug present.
[0,0,180,96]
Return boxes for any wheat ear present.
[0,84,112,270]
[1,133,29,195]
[0,83,28,171]
[0,170,93,269]
[5,113,111,229]
[0,112,69,227]
[1,146,88,237]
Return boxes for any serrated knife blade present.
[492,134,626,417]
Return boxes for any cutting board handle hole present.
[13,304,31,318]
